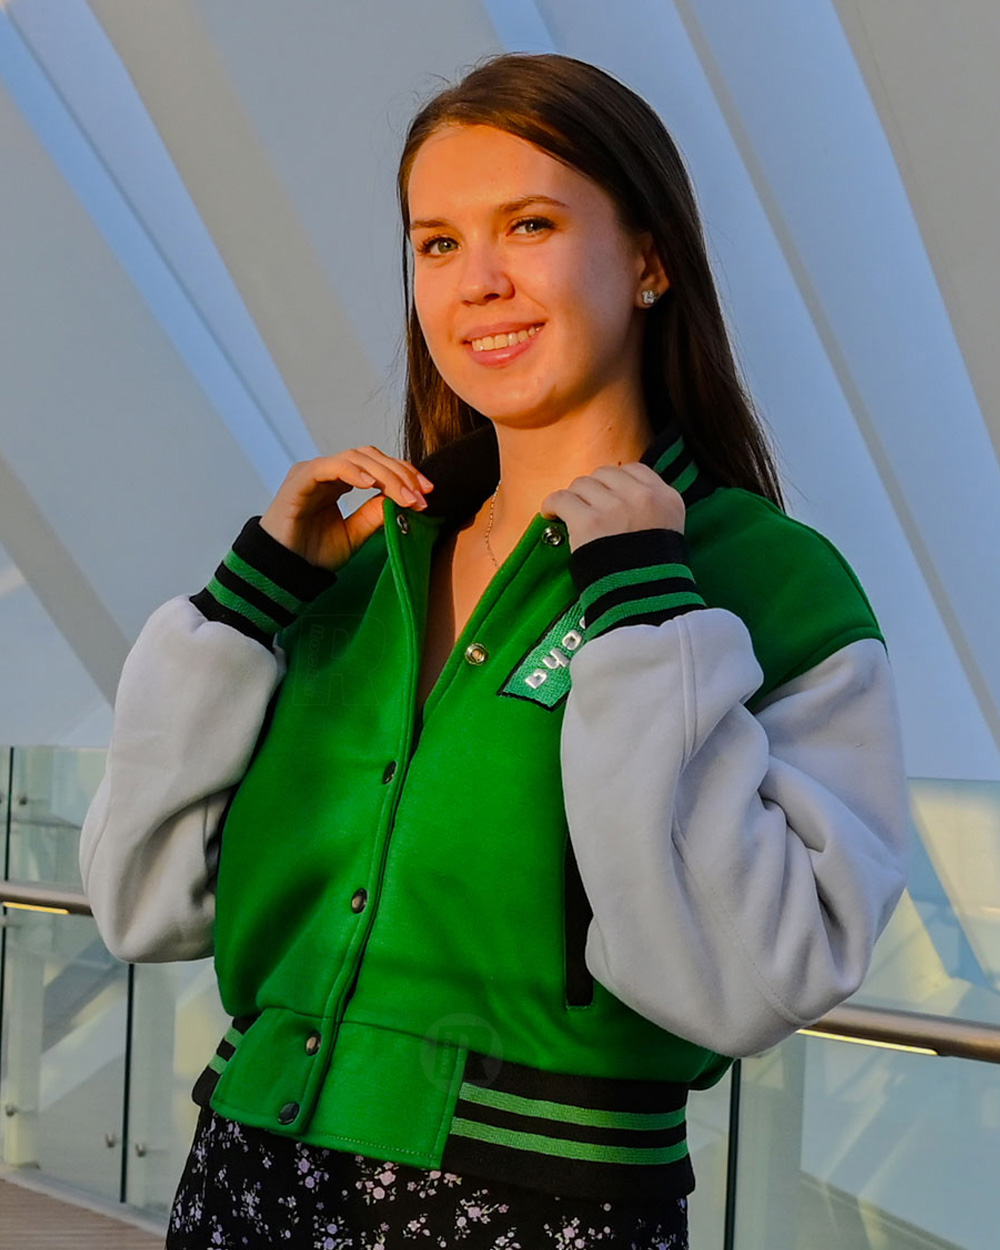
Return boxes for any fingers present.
[540,461,686,536]
[571,463,670,510]
[294,448,434,510]
[348,449,429,508]
[354,446,433,492]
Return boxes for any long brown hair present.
[396,53,784,507]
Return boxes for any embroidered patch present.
[500,600,587,708]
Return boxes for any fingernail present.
[402,487,420,504]
[417,473,434,490]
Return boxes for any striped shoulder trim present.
[191,1013,259,1107]
[570,529,706,640]
[644,427,715,508]
[441,1051,693,1203]
[190,517,338,647]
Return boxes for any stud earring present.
[641,289,659,306]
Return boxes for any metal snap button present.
[304,1032,321,1057]
[351,888,368,913]
[396,513,410,535]
[542,524,565,546]
[278,1101,299,1125]
[381,760,397,784]
[464,642,488,665]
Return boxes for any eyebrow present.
[408,195,571,233]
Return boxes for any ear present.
[634,231,670,306]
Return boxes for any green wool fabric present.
[206,485,882,1173]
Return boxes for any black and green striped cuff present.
[190,516,338,648]
[569,529,706,639]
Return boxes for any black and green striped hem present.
[190,516,338,648]
[569,529,706,639]
[441,1051,693,1203]
[191,1013,259,1107]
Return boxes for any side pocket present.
[563,833,595,1008]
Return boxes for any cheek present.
[413,289,453,373]
[548,245,636,342]
[412,279,439,342]
[413,279,464,383]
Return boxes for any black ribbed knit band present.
[190,516,338,648]
[570,529,706,639]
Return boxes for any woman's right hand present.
[259,446,435,571]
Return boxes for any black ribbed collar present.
[415,411,714,528]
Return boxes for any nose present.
[457,239,514,304]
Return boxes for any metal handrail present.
[3,879,1000,1063]
[1,880,94,917]
[801,1002,1000,1064]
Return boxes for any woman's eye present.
[417,235,457,257]
[414,217,554,256]
[512,216,555,236]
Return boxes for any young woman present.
[80,52,909,1249]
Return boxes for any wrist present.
[570,527,706,640]
[190,516,338,648]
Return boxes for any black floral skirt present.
[166,1106,689,1249]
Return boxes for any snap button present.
[381,760,397,784]
[351,888,368,913]
[278,1101,299,1125]
[396,513,410,535]
[464,642,488,665]
[304,1031,321,1057]
[542,524,565,546]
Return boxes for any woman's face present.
[407,124,656,430]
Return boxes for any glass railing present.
[734,1030,999,1250]
[1,746,998,1247]
[0,745,229,1223]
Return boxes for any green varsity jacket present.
[173,417,887,1203]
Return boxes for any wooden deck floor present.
[0,1176,165,1249]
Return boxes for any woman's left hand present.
[540,462,686,551]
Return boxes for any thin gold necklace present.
[484,482,501,570]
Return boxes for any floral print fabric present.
[166,1107,688,1249]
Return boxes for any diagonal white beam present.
[0,46,269,662]
[0,456,129,701]
[5,0,317,486]
[832,0,1000,469]
[534,0,999,778]
[87,0,389,452]
[671,0,1000,760]
[480,0,556,51]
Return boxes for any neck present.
[480,402,655,544]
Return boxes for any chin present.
[456,383,557,426]
[469,404,555,431]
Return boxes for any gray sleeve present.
[560,610,909,1057]
[79,595,285,963]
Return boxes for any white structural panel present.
[0,538,112,745]
[534,0,1000,779]
[0,10,271,685]
[0,2,999,1242]
[833,0,1000,463]
[0,0,995,790]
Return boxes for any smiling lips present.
[465,323,543,364]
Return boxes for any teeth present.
[471,326,540,352]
